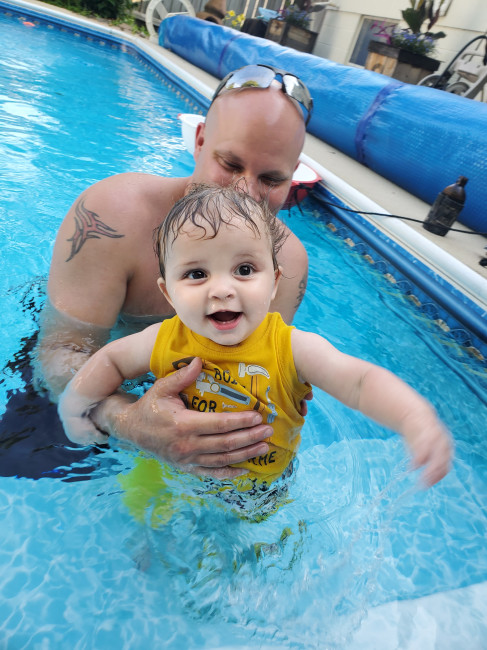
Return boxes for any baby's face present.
[158,212,280,346]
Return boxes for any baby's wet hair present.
[154,182,288,279]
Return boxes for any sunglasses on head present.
[211,64,313,126]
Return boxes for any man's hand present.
[91,358,272,478]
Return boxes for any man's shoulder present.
[83,173,189,227]
[92,172,187,202]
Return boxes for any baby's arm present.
[292,330,452,486]
[58,323,160,445]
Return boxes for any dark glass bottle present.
[423,176,468,236]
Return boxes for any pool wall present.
[159,15,487,235]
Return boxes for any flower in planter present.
[390,29,438,55]
[278,4,312,30]
[373,0,447,56]
[277,0,325,31]
[223,9,245,30]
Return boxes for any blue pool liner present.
[159,16,487,234]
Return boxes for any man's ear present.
[193,121,206,160]
[157,277,173,307]
[271,266,282,301]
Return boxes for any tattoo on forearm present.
[66,199,124,261]
[294,275,307,310]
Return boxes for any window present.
[349,17,397,67]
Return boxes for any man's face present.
[191,88,305,214]
[159,211,280,346]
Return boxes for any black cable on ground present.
[306,186,487,237]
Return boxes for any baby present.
[59,183,452,490]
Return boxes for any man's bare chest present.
[122,254,174,320]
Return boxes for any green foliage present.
[401,0,447,38]
[82,0,132,20]
[402,6,425,34]
[46,0,132,20]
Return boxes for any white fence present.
[133,0,287,24]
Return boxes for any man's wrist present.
[89,390,137,438]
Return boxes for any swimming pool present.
[1,2,486,648]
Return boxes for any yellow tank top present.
[150,312,311,484]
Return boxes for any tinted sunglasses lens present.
[224,65,275,90]
[214,65,312,125]
[283,75,313,123]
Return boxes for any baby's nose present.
[209,276,235,300]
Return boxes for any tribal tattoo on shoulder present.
[66,199,124,261]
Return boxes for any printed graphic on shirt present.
[173,357,277,423]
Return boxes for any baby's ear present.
[157,278,173,307]
[272,266,282,300]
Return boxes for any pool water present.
[1,5,486,648]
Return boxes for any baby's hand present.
[61,415,108,446]
[58,383,107,446]
[406,416,452,487]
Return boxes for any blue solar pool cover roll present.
[160,16,487,234]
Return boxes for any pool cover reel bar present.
[159,16,487,234]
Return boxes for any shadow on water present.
[0,280,116,480]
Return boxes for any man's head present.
[155,183,287,345]
[191,65,312,215]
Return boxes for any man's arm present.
[47,178,137,329]
[35,299,113,401]
[270,225,308,324]
[36,176,141,398]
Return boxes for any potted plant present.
[366,0,447,84]
[265,0,323,54]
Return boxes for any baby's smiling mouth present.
[209,311,241,322]
[208,311,242,329]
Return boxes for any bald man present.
[38,66,311,477]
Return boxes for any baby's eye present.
[186,269,206,280]
[235,264,254,276]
